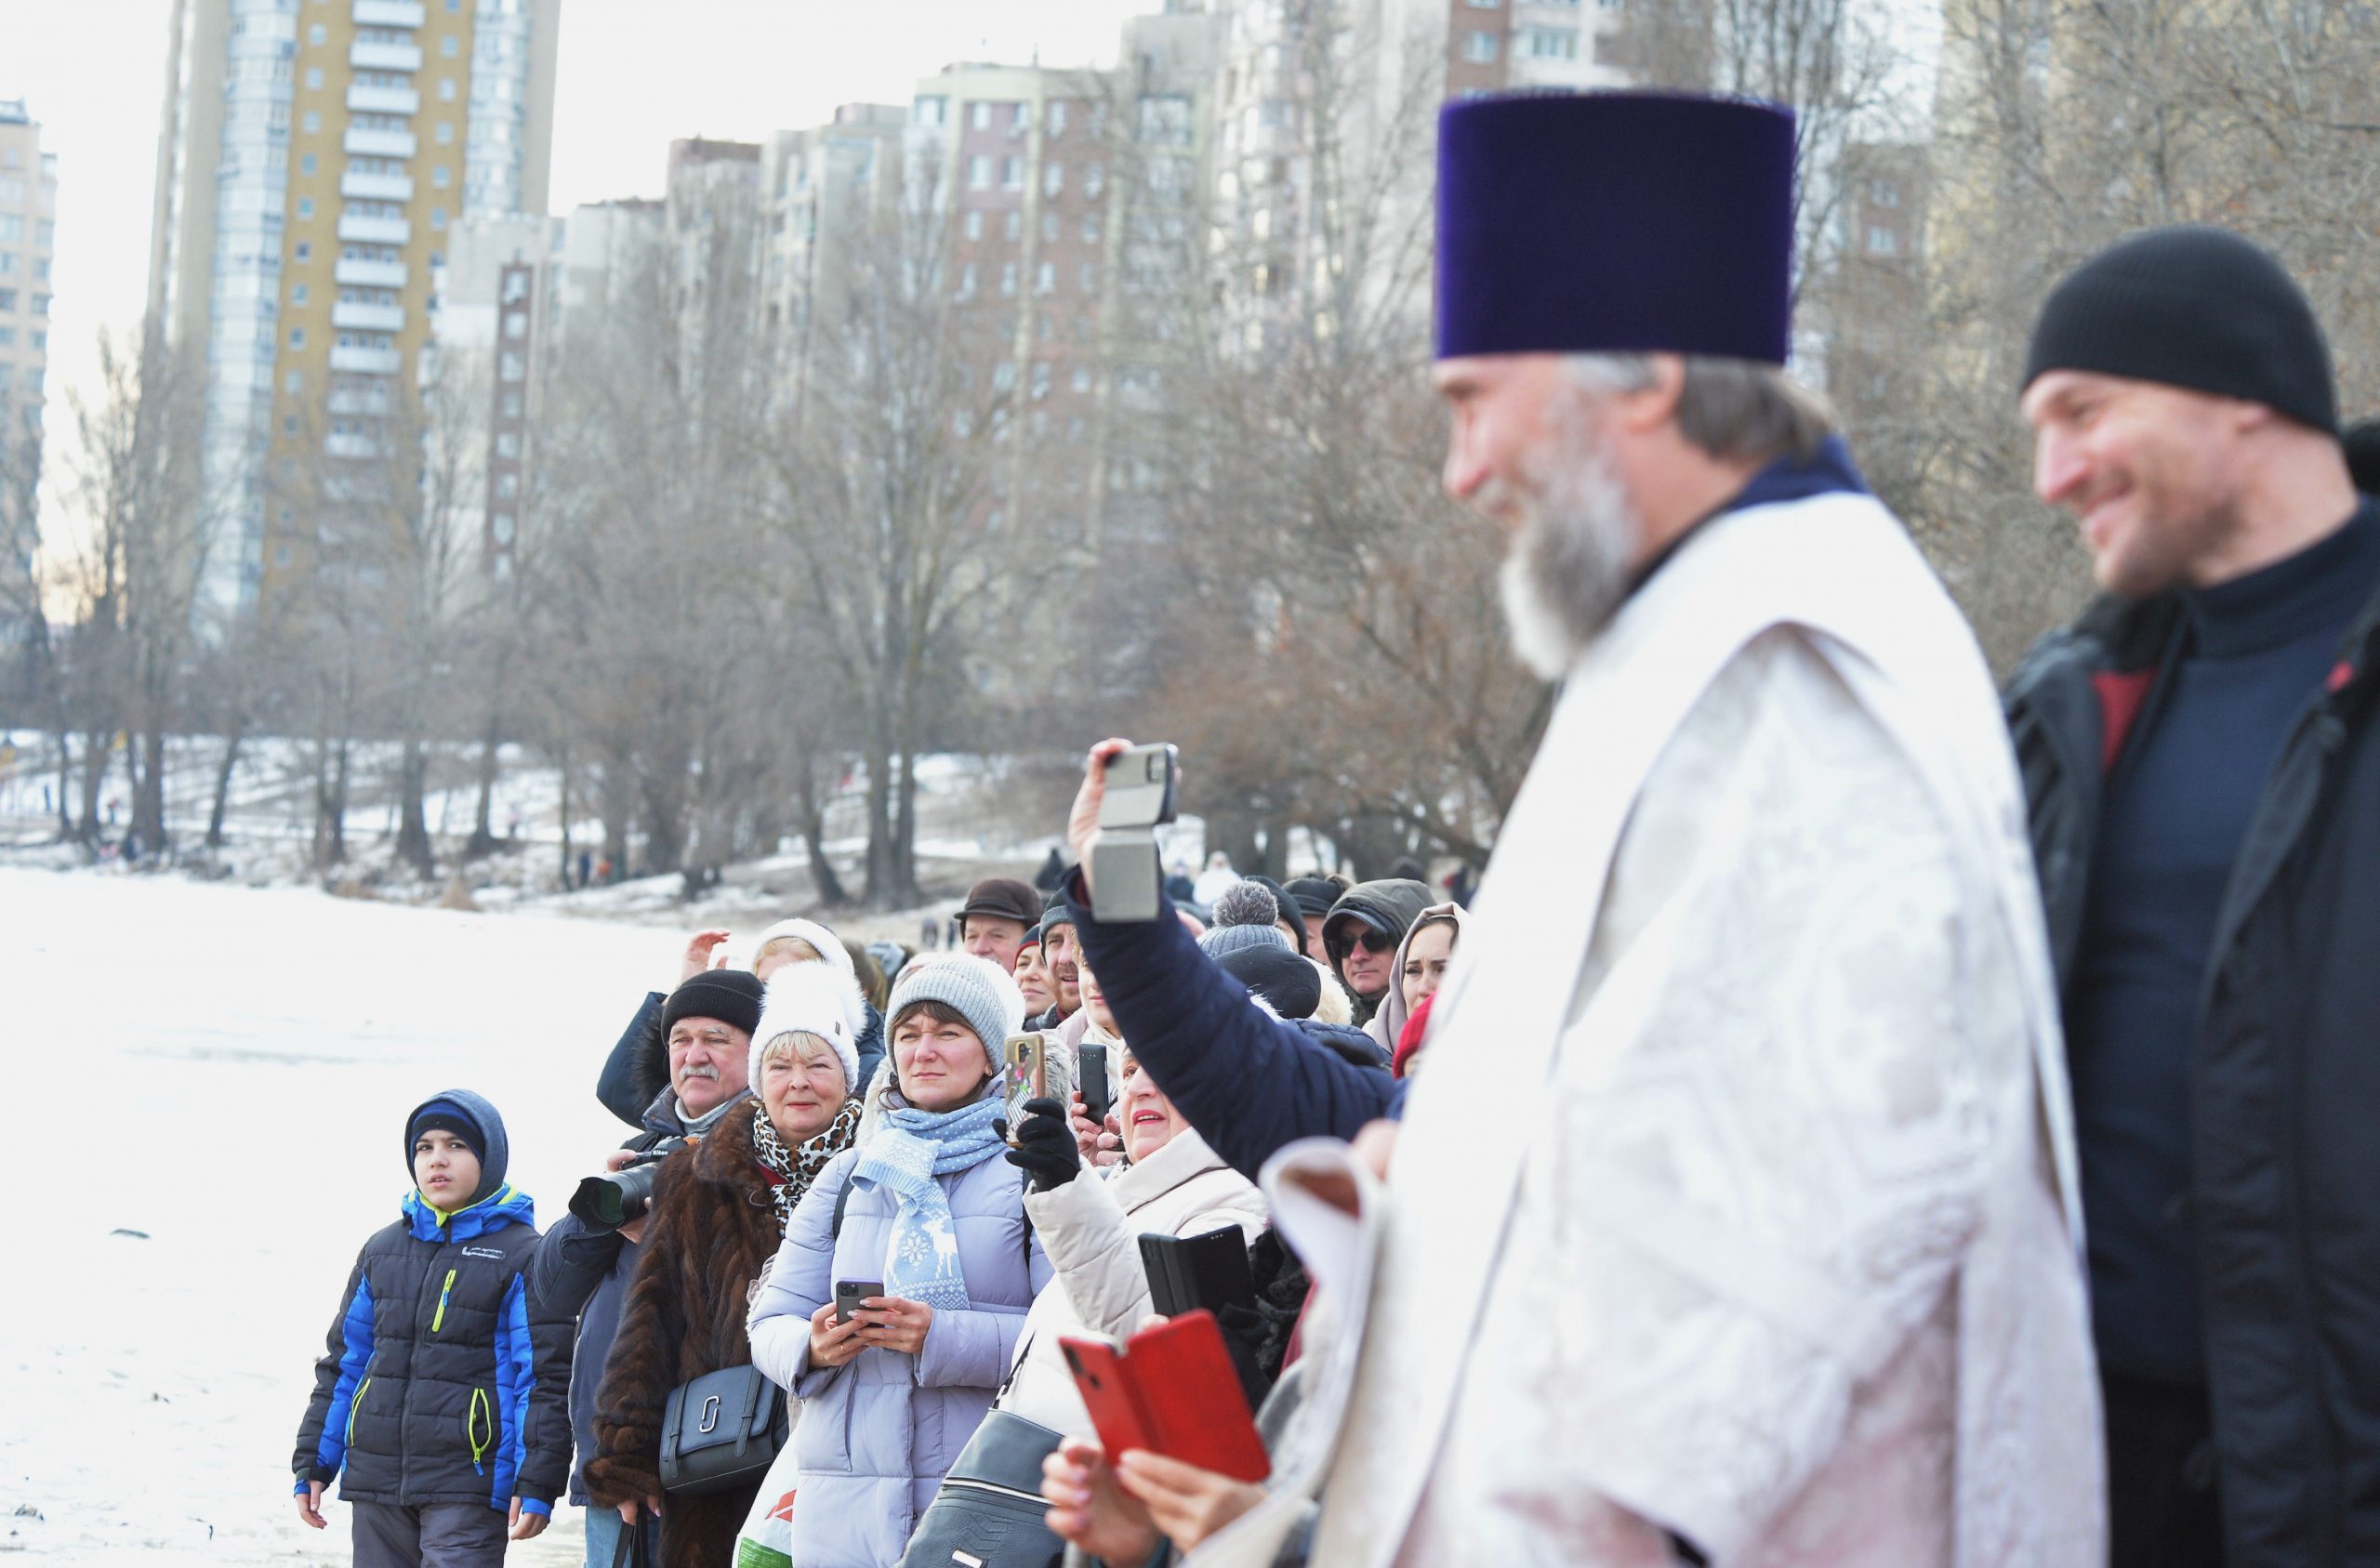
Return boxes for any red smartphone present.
[1059,1310,1271,1482]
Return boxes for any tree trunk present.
[206,718,246,850]
[77,729,110,842]
[466,710,503,860]
[132,721,168,852]
[794,757,849,907]
[51,723,73,840]
[555,742,574,890]
[861,717,898,909]
[394,732,434,876]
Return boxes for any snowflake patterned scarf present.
[751,1099,864,1234]
[849,1094,1010,1311]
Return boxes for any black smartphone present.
[835,1279,884,1325]
[1078,1042,1112,1127]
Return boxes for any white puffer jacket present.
[997,1127,1269,1436]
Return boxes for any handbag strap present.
[610,1516,647,1568]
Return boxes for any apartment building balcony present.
[335,257,408,288]
[350,40,424,72]
[332,300,406,332]
[353,0,428,25]
[324,431,389,460]
[343,125,417,158]
[337,212,411,245]
[327,387,392,415]
[346,83,420,115]
[341,168,415,202]
[329,345,404,376]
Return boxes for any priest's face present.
[1436,354,1642,679]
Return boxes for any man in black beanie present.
[2008,225,2380,1568]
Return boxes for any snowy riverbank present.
[2,868,701,1563]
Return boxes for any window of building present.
[1048,101,1068,137]
[442,33,460,55]
[440,78,456,100]
[496,431,520,458]
[1043,161,1064,197]
[915,95,947,126]
[1466,0,1501,7]
[430,206,446,229]
[1085,162,1105,200]
[290,327,306,348]
[956,261,978,299]
[34,219,52,248]
[0,328,14,347]
[501,389,522,417]
[306,67,324,89]
[496,472,519,498]
[293,283,310,304]
[500,352,523,381]
[1867,225,1898,256]
[968,153,992,191]
[436,121,455,144]
[301,152,317,175]
[972,101,993,130]
[1462,30,1499,60]
[285,371,304,393]
[298,196,315,218]
[1871,178,1900,207]
[1035,261,1056,294]
[1000,155,1023,191]
[296,242,311,261]
[504,312,526,338]
[309,22,325,44]
[0,292,17,314]
[304,111,321,134]
[1004,210,1023,241]
[0,217,18,242]
[999,261,1018,296]
[964,210,984,240]
[1139,95,1193,146]
[432,165,450,188]
[284,415,298,434]
[1523,26,1579,57]
[0,255,16,274]
[32,258,46,283]
[1081,212,1101,244]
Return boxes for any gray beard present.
[1496,440,1639,681]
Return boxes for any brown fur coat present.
[588,1101,786,1568]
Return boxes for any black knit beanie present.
[2347,418,2380,495]
[2025,226,2337,435]
[662,968,766,1038]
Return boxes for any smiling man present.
[2005,227,2380,1568]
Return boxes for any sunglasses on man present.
[1328,926,1395,961]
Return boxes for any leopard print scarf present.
[752,1098,865,1233]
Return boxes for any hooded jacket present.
[294,1158,574,1515]
[746,1135,1051,1568]
[2005,524,2380,1566]
[1362,903,1467,1061]
[998,1127,1269,1436]
[1321,878,1434,1024]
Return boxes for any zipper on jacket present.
[431,1268,456,1334]
[467,1388,492,1476]
[346,1376,372,1444]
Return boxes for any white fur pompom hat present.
[748,959,869,1096]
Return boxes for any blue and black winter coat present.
[292,1184,575,1515]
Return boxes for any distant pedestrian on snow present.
[293,1091,571,1564]
[1191,850,1239,910]
[920,916,940,950]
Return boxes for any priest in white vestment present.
[1051,90,2103,1568]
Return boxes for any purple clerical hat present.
[1435,92,1797,364]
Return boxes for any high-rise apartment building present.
[146,0,561,624]
[0,99,55,641]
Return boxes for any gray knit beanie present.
[1199,880,1294,960]
[886,953,1027,1077]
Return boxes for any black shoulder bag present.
[658,1364,788,1497]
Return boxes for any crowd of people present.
[288,88,2380,1568]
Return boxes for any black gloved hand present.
[1004,1096,1081,1192]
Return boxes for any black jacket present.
[596,991,885,1130]
[2006,564,2380,1566]
[294,1185,574,1513]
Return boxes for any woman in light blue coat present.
[748,954,1051,1568]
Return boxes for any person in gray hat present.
[956,876,1041,973]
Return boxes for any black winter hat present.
[2025,226,2338,435]
[1282,877,1341,923]
[1243,875,1305,954]
[661,968,766,1038]
[1041,887,1078,934]
[2346,418,2380,495]
[1219,943,1324,1020]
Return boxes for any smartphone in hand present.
[834,1280,883,1326]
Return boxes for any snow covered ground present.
[0,867,706,1564]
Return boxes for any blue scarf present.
[851,1095,1010,1311]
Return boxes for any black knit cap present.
[1219,943,1324,1021]
[2347,418,2380,495]
[2025,226,2337,435]
[662,968,766,1038]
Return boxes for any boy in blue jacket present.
[293,1090,575,1566]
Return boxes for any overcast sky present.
[7,0,1148,574]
